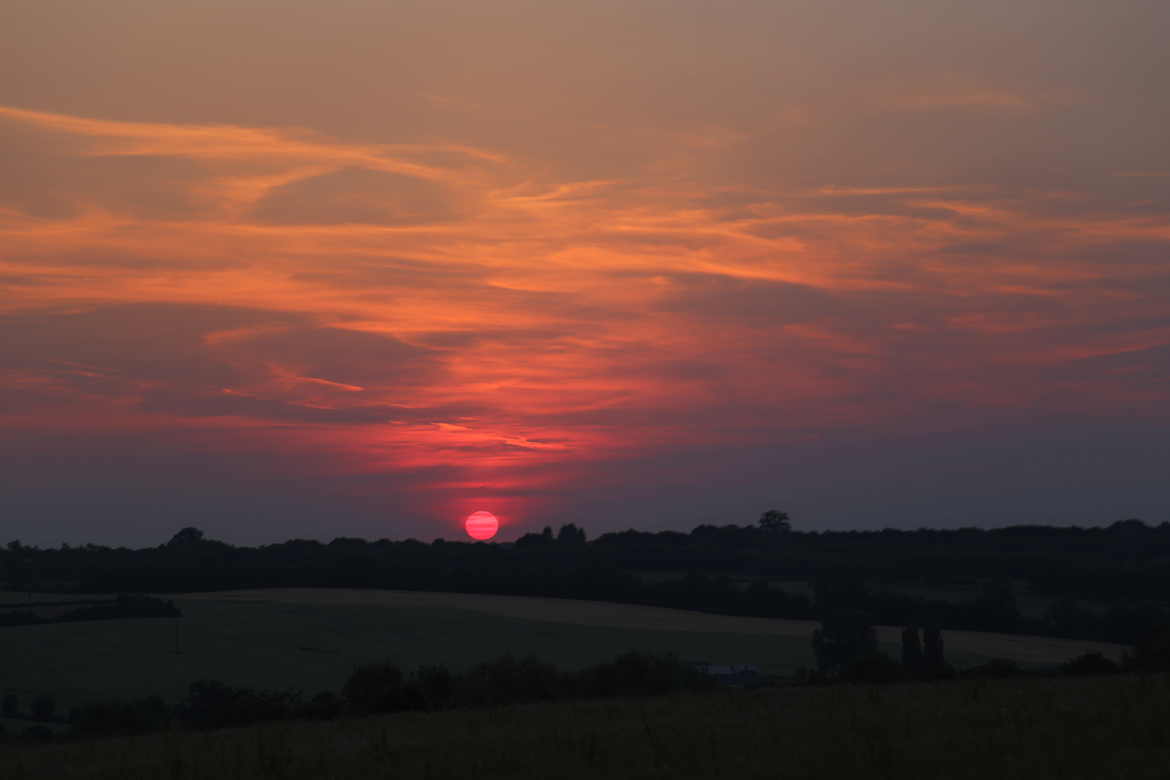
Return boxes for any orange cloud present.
[1,95,1169,536]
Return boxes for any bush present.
[1127,627,1170,672]
[1060,653,1120,677]
[458,655,566,707]
[342,663,409,714]
[21,725,54,741]
[299,691,343,720]
[963,659,1021,679]
[580,652,712,698]
[70,696,171,737]
[180,681,298,730]
[30,694,56,721]
[841,651,903,683]
[0,611,42,627]
[415,665,454,710]
[812,609,878,677]
[60,594,182,622]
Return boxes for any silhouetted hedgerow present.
[5,519,1170,644]
[1059,652,1121,676]
[70,696,171,737]
[179,681,301,730]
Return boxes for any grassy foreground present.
[3,674,1168,780]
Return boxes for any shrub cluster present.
[47,651,712,740]
[340,651,713,717]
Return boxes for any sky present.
[2,0,1169,545]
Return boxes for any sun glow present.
[464,510,499,541]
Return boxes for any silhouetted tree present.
[516,530,554,548]
[4,541,33,592]
[812,609,878,676]
[923,625,946,674]
[415,665,454,710]
[70,696,171,737]
[300,692,342,720]
[814,576,868,612]
[842,650,902,683]
[22,725,53,741]
[969,580,1020,632]
[557,524,587,545]
[453,656,541,706]
[167,527,205,547]
[1060,652,1120,676]
[2,692,19,717]
[1127,627,1170,672]
[758,510,792,532]
[580,652,711,697]
[180,681,296,729]
[1045,598,1099,639]
[343,662,407,713]
[30,694,56,721]
[901,625,923,672]
[963,658,1020,678]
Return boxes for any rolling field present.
[0,588,1124,711]
[3,674,1168,779]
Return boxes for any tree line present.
[3,516,1170,645]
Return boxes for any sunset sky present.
[3,0,1169,545]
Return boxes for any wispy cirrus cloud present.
[2,0,1169,543]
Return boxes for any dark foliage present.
[29,694,56,721]
[57,652,716,743]
[341,662,409,714]
[923,625,948,675]
[179,680,300,730]
[414,665,454,710]
[812,609,879,676]
[901,625,924,671]
[70,696,171,737]
[1060,652,1121,676]
[1127,628,1170,672]
[758,509,792,532]
[456,655,566,707]
[21,725,54,741]
[0,610,43,626]
[0,594,181,628]
[58,594,181,622]
[578,651,713,697]
[963,658,1021,678]
[5,518,1170,645]
[300,692,343,720]
[840,650,903,683]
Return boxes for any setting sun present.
[464,511,499,541]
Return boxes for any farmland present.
[0,588,1123,711]
[2,673,1168,780]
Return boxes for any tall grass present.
[3,674,1168,779]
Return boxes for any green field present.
[0,588,1124,711]
[3,674,1168,779]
